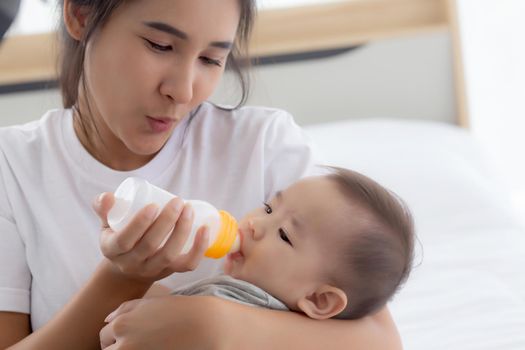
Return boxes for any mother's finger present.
[105,299,143,323]
[156,204,194,255]
[100,203,159,258]
[172,226,210,271]
[99,322,117,349]
[131,197,185,260]
[148,225,209,276]
[92,192,115,228]
[144,204,194,265]
[100,300,141,349]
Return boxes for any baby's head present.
[224,167,414,320]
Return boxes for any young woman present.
[0,0,403,348]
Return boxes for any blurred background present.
[0,0,524,221]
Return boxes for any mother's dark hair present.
[58,0,256,109]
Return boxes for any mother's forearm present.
[10,260,151,350]
[221,302,402,350]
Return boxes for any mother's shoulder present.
[198,102,296,128]
[0,109,68,151]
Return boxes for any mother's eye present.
[263,202,272,214]
[200,56,223,67]
[144,39,171,52]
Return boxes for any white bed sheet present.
[304,119,525,350]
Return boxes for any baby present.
[170,166,415,320]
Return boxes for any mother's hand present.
[99,296,225,350]
[93,192,209,282]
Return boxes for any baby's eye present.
[263,202,272,214]
[279,228,292,246]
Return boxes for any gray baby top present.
[171,274,288,311]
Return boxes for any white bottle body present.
[107,177,238,256]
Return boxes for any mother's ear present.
[63,0,91,41]
[297,285,348,320]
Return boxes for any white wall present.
[455,0,525,221]
[4,0,59,37]
[0,31,454,127]
[213,32,455,125]
[0,89,61,126]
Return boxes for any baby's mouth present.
[228,229,245,260]
[228,250,244,261]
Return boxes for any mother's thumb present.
[93,192,115,226]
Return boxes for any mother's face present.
[80,0,241,157]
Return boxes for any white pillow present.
[304,118,520,235]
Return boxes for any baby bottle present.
[107,177,240,259]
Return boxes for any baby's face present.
[223,176,351,309]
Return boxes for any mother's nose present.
[159,63,194,104]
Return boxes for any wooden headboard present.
[0,0,467,125]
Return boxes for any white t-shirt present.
[0,102,315,330]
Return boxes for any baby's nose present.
[250,219,265,241]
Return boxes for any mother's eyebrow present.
[142,21,233,49]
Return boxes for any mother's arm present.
[5,259,152,350]
[223,302,402,350]
[101,295,402,350]
[0,312,31,348]
[6,194,208,350]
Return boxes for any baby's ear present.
[297,285,347,320]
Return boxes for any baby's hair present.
[324,166,415,319]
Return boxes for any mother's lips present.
[146,116,174,132]
[148,116,175,122]
[148,116,175,123]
